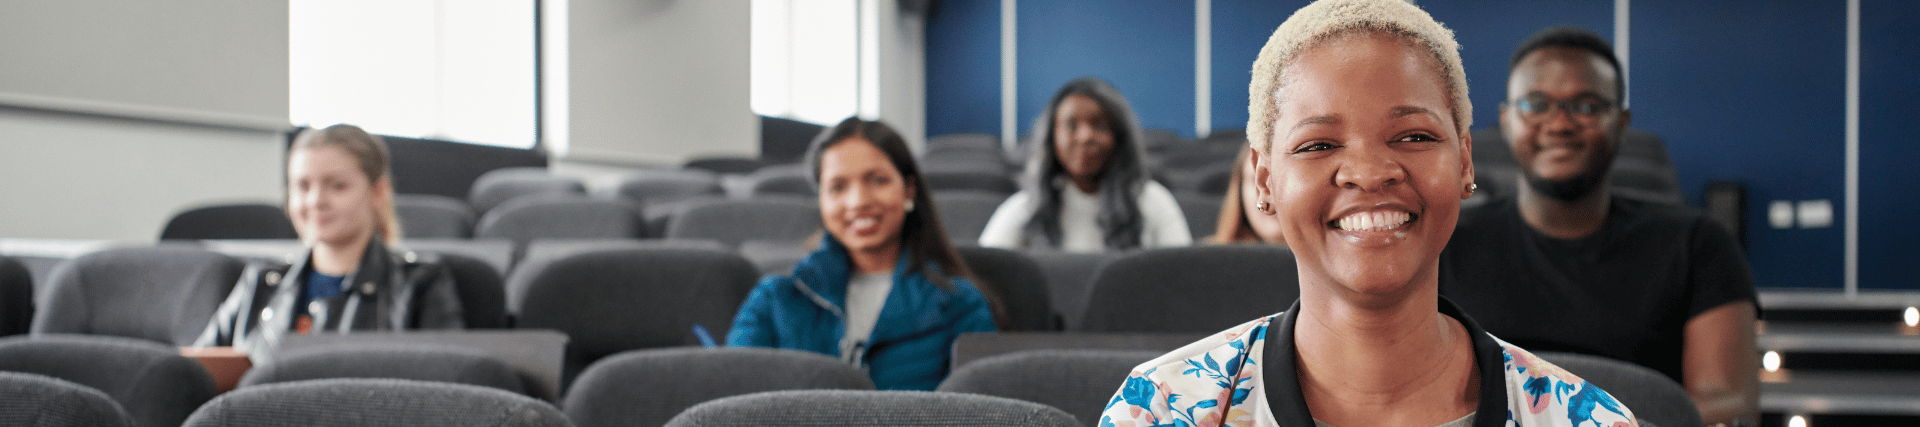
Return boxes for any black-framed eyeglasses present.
[1507,94,1616,121]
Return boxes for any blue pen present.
[691,324,717,348]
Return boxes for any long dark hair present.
[806,118,1006,321]
[1020,77,1151,250]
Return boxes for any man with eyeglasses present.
[1439,26,1759,427]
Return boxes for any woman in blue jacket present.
[726,117,1000,391]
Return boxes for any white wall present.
[0,0,288,242]
[876,1,928,150]
[546,0,758,171]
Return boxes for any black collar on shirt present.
[1263,296,1508,427]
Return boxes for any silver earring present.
[905,200,916,213]
[1468,183,1478,194]
[1256,201,1274,214]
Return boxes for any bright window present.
[289,0,536,148]
[751,0,860,126]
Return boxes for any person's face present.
[1254,34,1473,301]
[286,146,386,247]
[1051,94,1116,188]
[817,137,915,257]
[1240,148,1286,245]
[1500,47,1629,199]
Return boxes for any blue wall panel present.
[1634,1,1847,289]
[1421,0,1613,134]
[1208,0,1304,134]
[1858,0,1920,290]
[924,1,1002,137]
[1015,0,1194,138]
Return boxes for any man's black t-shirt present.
[1439,196,1757,383]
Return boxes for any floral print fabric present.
[1100,314,1638,427]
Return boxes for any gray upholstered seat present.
[509,246,759,383]
[0,371,133,427]
[664,199,820,249]
[0,334,215,427]
[1174,191,1222,242]
[921,165,1018,194]
[664,389,1079,427]
[475,195,647,244]
[746,164,815,197]
[158,203,298,241]
[468,167,587,214]
[1535,351,1701,427]
[1025,252,1117,331]
[239,343,528,397]
[955,246,1055,331]
[394,194,476,238]
[613,169,726,208]
[30,246,247,346]
[563,347,874,427]
[1079,246,1298,333]
[933,190,1011,244]
[1,255,30,337]
[937,350,1165,426]
[182,378,571,427]
[431,252,510,329]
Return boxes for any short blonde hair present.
[1247,0,1469,152]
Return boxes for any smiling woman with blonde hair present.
[1100,1,1638,426]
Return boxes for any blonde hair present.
[289,124,403,246]
[1247,0,1470,152]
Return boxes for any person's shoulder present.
[1130,314,1273,377]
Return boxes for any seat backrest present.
[31,246,247,345]
[182,378,570,427]
[475,196,646,244]
[1174,191,1223,242]
[0,371,133,427]
[938,350,1164,426]
[746,164,815,197]
[932,191,1011,245]
[239,343,528,397]
[665,389,1078,427]
[159,203,299,241]
[664,199,821,249]
[1080,246,1298,333]
[926,133,1001,154]
[1534,351,1701,427]
[613,169,725,207]
[921,166,1018,194]
[393,194,476,239]
[510,246,760,383]
[399,239,516,279]
[682,156,768,175]
[949,332,1207,371]
[956,247,1054,331]
[564,347,874,427]
[431,253,509,329]
[468,167,587,214]
[1025,252,1117,331]
[0,334,215,427]
[1,256,31,336]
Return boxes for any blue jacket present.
[725,236,997,390]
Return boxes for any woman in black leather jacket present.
[195,124,463,357]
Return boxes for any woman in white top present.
[978,77,1190,253]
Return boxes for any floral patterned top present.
[1099,298,1639,427]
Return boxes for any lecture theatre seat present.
[393,194,476,239]
[468,167,587,214]
[612,169,726,208]
[563,347,873,427]
[932,191,1010,245]
[956,246,1056,331]
[30,246,247,346]
[663,389,1079,427]
[474,195,647,244]
[159,203,298,241]
[1079,245,1299,333]
[0,371,133,427]
[509,246,759,384]
[1536,351,1701,427]
[0,255,31,336]
[0,334,216,427]
[238,343,529,398]
[182,378,570,427]
[664,199,820,249]
[938,349,1164,426]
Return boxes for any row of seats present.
[3,243,1299,382]
[0,332,1697,427]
